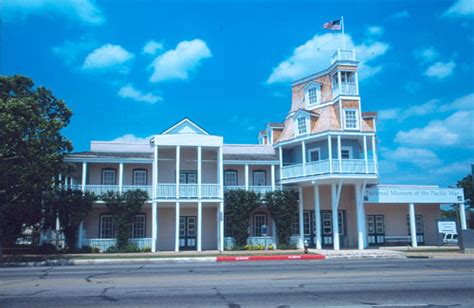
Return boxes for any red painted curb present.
[216,254,325,262]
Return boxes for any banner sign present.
[364,186,464,204]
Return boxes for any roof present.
[66,151,153,159]
[223,144,278,161]
[267,122,285,129]
[362,112,377,118]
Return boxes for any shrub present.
[142,247,151,253]
[91,247,100,253]
[268,244,274,250]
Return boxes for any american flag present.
[323,20,341,30]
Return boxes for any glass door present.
[367,215,385,245]
[179,216,197,250]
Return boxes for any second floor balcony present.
[281,159,375,180]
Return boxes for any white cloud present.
[118,84,162,104]
[389,10,410,19]
[424,60,456,79]
[82,44,134,73]
[439,93,474,112]
[52,36,98,65]
[366,26,384,36]
[266,33,389,84]
[442,0,474,18]
[110,134,153,143]
[395,109,474,147]
[3,0,105,25]
[413,46,439,64]
[149,39,212,82]
[381,147,441,167]
[143,40,163,55]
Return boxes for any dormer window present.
[297,116,308,135]
[344,108,359,130]
[305,84,321,107]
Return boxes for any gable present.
[162,118,209,135]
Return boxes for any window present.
[303,211,311,235]
[407,214,424,234]
[309,148,320,162]
[102,169,116,185]
[341,147,353,159]
[180,171,197,184]
[100,215,115,238]
[344,109,359,129]
[224,170,238,186]
[253,170,266,186]
[297,116,307,135]
[254,214,267,236]
[133,169,147,186]
[332,73,339,89]
[130,215,146,238]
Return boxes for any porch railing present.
[156,184,221,199]
[332,82,357,97]
[282,159,376,180]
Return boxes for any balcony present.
[281,159,376,180]
[332,82,357,97]
[331,49,356,64]
[224,186,274,194]
[156,184,221,199]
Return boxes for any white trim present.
[162,118,209,135]
[275,130,375,147]
[223,160,279,165]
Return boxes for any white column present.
[355,183,366,250]
[363,136,368,174]
[331,182,340,250]
[279,147,283,188]
[81,162,87,192]
[301,141,306,176]
[409,203,417,248]
[271,165,275,191]
[218,147,224,198]
[372,135,378,174]
[118,162,124,193]
[354,72,359,95]
[175,202,180,252]
[219,201,224,251]
[337,135,342,173]
[176,146,180,199]
[197,201,202,251]
[245,164,249,190]
[459,203,467,230]
[328,135,333,173]
[152,202,157,252]
[198,146,202,199]
[298,187,304,249]
[337,71,342,95]
[314,185,321,250]
[153,144,158,199]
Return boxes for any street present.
[0,258,473,307]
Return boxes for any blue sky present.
[2,0,473,187]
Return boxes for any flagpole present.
[341,16,346,50]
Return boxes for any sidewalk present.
[380,245,474,259]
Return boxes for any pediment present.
[162,118,209,135]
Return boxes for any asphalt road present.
[1,258,473,307]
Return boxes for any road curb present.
[216,254,325,262]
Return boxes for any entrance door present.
[321,210,345,247]
[179,216,197,250]
[303,211,314,246]
[367,215,385,245]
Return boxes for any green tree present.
[224,189,261,247]
[0,75,72,250]
[46,188,96,251]
[265,190,299,246]
[102,190,148,249]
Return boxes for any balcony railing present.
[123,185,152,196]
[156,184,221,199]
[84,185,119,195]
[331,49,356,64]
[332,82,357,97]
[224,186,275,194]
[281,159,376,180]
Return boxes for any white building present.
[62,49,466,252]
